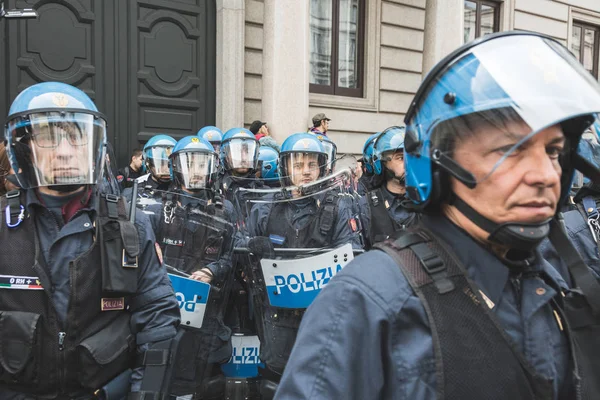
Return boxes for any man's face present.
[451,120,564,225]
[31,121,91,185]
[320,120,329,131]
[288,153,320,186]
[228,140,252,176]
[132,154,143,170]
[185,156,209,188]
[148,146,173,181]
[382,150,405,180]
[259,125,269,136]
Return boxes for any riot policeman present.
[357,132,379,196]
[197,125,223,154]
[143,135,238,398]
[277,32,600,399]
[123,134,176,203]
[541,130,600,279]
[256,145,280,188]
[0,82,180,399]
[218,128,262,200]
[242,133,361,397]
[361,126,417,248]
[246,133,361,252]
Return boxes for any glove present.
[248,236,275,258]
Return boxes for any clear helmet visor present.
[223,139,259,171]
[238,168,353,225]
[412,35,600,187]
[172,152,217,190]
[147,146,173,178]
[320,141,337,171]
[280,152,328,187]
[6,111,106,188]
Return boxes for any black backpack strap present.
[368,188,400,244]
[375,230,454,294]
[319,193,339,236]
[99,193,140,294]
[375,228,552,399]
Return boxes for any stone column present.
[261,0,310,141]
[216,0,245,130]
[422,0,464,76]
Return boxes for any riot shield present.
[142,189,237,399]
[235,169,360,385]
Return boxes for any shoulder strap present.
[99,193,140,259]
[319,193,339,236]
[368,188,399,244]
[375,230,454,294]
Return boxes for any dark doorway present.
[0,0,216,167]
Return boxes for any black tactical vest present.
[0,192,135,397]
[265,194,339,249]
[367,188,403,245]
[375,228,561,400]
[159,203,227,275]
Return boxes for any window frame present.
[464,0,500,41]
[309,0,366,98]
[572,20,600,80]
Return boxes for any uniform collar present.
[379,185,409,212]
[27,187,95,223]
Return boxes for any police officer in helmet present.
[123,134,176,202]
[243,133,361,397]
[357,132,379,196]
[361,126,417,248]
[246,133,361,253]
[143,135,238,398]
[540,128,600,281]
[197,125,223,154]
[1,82,180,399]
[219,128,262,202]
[256,145,281,188]
[276,32,600,399]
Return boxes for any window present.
[309,0,365,97]
[571,21,600,80]
[464,1,500,43]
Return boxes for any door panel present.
[0,0,216,167]
[128,0,216,155]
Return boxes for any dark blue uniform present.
[359,185,416,247]
[245,194,362,249]
[122,173,171,204]
[144,194,239,280]
[1,189,180,398]
[276,214,571,399]
[540,207,600,282]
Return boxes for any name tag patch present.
[0,275,43,290]
[101,297,125,311]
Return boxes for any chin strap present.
[384,168,406,186]
[451,195,551,252]
[47,184,85,193]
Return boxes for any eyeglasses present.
[27,122,88,148]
